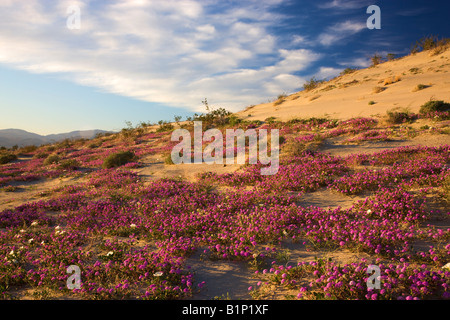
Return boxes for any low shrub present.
[0,153,17,165]
[43,154,60,166]
[419,100,450,115]
[303,78,323,91]
[372,86,386,94]
[102,151,136,169]
[412,84,430,92]
[386,111,417,124]
[58,159,79,170]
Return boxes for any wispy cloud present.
[319,0,372,10]
[0,0,320,112]
[317,20,366,46]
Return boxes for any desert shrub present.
[274,93,288,106]
[33,151,50,159]
[265,117,277,124]
[164,153,175,165]
[372,86,386,94]
[411,35,450,54]
[1,185,18,192]
[156,120,174,133]
[444,175,450,201]
[0,153,17,165]
[368,101,376,105]
[227,115,242,126]
[102,151,136,169]
[386,53,396,61]
[412,84,429,92]
[58,159,79,170]
[282,139,305,157]
[419,100,450,114]
[43,154,60,165]
[386,111,417,124]
[340,68,357,76]
[370,54,383,66]
[187,107,233,130]
[18,145,38,154]
[57,139,73,149]
[88,142,101,149]
[383,75,401,86]
[303,77,323,91]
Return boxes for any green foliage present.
[58,159,79,170]
[411,35,450,53]
[265,116,277,124]
[413,84,429,92]
[386,53,396,61]
[340,68,357,76]
[303,77,323,91]
[443,175,450,201]
[18,145,38,154]
[419,100,450,114]
[102,151,136,169]
[33,151,49,159]
[164,153,175,165]
[188,106,233,130]
[43,154,60,166]
[0,153,17,165]
[370,54,383,66]
[274,93,288,106]
[227,115,242,126]
[386,110,417,124]
[156,120,175,133]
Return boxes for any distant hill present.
[0,128,112,148]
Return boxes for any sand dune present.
[236,49,450,121]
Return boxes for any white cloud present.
[319,0,372,10]
[338,57,370,68]
[315,66,342,80]
[0,0,322,112]
[318,20,366,46]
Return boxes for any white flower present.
[106,251,114,256]
[153,271,163,277]
[55,225,61,230]
[28,238,34,244]
[41,241,45,245]
[19,229,26,233]
[8,250,14,256]
[30,221,38,227]
[442,262,450,270]
[130,224,137,228]
[366,209,372,214]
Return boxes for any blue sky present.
[0,0,449,135]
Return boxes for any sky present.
[0,0,449,135]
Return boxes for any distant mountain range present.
[0,128,112,148]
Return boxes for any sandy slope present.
[236,49,450,121]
